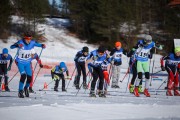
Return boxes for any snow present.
[0,16,180,120]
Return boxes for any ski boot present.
[134,87,140,97]
[29,87,34,93]
[98,91,106,98]
[62,87,67,92]
[24,87,29,97]
[144,88,150,97]
[54,87,58,92]
[18,90,24,98]
[166,89,173,96]
[129,85,134,93]
[76,85,80,90]
[138,85,143,93]
[5,86,10,92]
[174,88,180,96]
[83,83,88,89]
[89,91,96,97]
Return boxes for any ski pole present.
[7,49,20,85]
[75,71,90,96]
[120,67,130,83]
[8,71,19,85]
[109,64,113,81]
[150,48,156,86]
[125,73,131,93]
[66,67,76,90]
[32,48,43,86]
[157,79,168,90]
[84,75,92,94]
[32,67,41,85]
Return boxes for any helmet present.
[97,46,105,53]
[59,62,67,69]
[2,48,8,54]
[144,35,152,44]
[82,46,89,52]
[174,47,180,53]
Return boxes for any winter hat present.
[24,31,32,40]
[174,47,180,53]
[82,46,89,52]
[97,46,106,53]
[2,48,8,54]
[115,41,122,47]
[59,62,67,69]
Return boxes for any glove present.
[18,44,23,48]
[161,66,166,71]
[42,44,46,48]
[39,64,43,68]
[53,74,59,81]
[7,66,11,71]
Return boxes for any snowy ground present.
[0,17,180,120]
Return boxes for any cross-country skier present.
[51,62,70,92]
[133,35,162,97]
[10,31,46,98]
[110,41,127,88]
[0,48,13,91]
[87,46,109,97]
[96,59,111,95]
[127,47,143,93]
[160,47,180,96]
[73,46,89,89]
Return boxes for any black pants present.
[91,67,104,91]
[51,71,65,90]
[0,64,9,86]
[75,62,86,85]
[130,62,142,85]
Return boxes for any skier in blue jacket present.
[10,31,46,98]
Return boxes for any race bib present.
[18,49,31,60]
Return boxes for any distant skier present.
[10,31,46,98]
[160,47,180,96]
[0,48,13,91]
[110,41,127,88]
[73,46,89,89]
[51,62,70,92]
[133,35,162,97]
[87,46,109,97]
